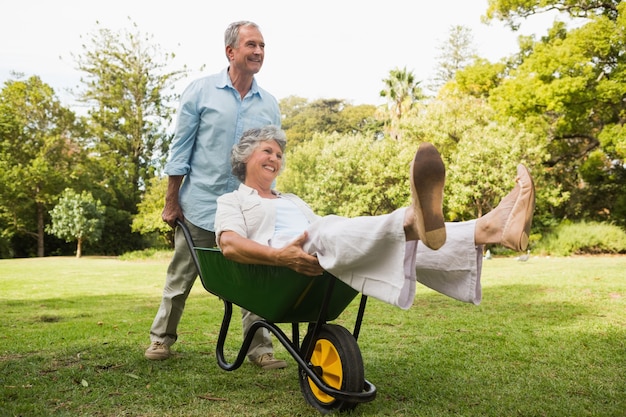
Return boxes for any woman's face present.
[245,140,283,185]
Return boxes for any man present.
[145,21,287,370]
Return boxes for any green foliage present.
[132,176,173,247]
[88,206,145,256]
[279,96,379,147]
[401,94,554,223]
[403,94,493,155]
[380,67,426,140]
[4,8,626,257]
[450,57,507,98]
[0,75,84,256]
[118,247,173,261]
[445,123,544,220]
[380,66,425,109]
[279,132,416,217]
[431,25,477,91]
[536,220,626,255]
[46,188,105,257]
[484,0,621,29]
[598,117,626,160]
[485,3,626,225]
[74,20,187,214]
[280,92,559,234]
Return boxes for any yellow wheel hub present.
[307,338,343,404]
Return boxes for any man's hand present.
[162,175,184,228]
[162,199,184,228]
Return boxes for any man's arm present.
[161,175,184,228]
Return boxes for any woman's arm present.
[219,230,324,276]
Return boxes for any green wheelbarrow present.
[178,220,377,413]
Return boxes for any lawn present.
[1,255,624,416]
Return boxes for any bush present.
[118,247,173,261]
[537,221,626,256]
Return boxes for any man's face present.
[228,26,265,76]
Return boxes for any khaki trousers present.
[149,220,273,360]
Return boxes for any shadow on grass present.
[357,283,626,416]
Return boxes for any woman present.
[215,125,535,309]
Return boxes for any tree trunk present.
[76,237,82,258]
[37,202,45,257]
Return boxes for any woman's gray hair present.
[224,21,260,58]
[231,125,287,182]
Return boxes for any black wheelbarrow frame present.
[177,220,377,413]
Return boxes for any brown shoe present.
[501,164,536,252]
[410,143,446,250]
[144,341,171,360]
[252,353,287,370]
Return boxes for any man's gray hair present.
[231,125,287,182]
[224,21,260,59]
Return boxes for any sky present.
[0,0,566,109]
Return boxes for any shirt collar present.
[219,67,260,97]
[239,183,280,196]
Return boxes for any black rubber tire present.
[298,324,365,413]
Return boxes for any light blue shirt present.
[164,68,281,231]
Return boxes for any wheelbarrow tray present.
[194,247,359,323]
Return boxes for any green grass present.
[1,255,625,416]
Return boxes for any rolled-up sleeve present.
[164,86,201,176]
[215,193,247,245]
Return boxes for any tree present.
[396,92,556,229]
[380,67,425,140]
[487,3,626,225]
[431,25,477,92]
[47,188,105,258]
[280,131,418,217]
[446,58,507,98]
[0,75,84,257]
[279,92,557,235]
[74,19,187,214]
[70,20,189,255]
[131,176,173,247]
[279,96,378,146]
[443,115,548,222]
[484,0,620,29]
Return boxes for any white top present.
[270,197,312,247]
[215,183,319,247]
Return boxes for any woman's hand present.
[219,231,324,276]
[278,232,324,276]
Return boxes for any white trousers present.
[302,208,483,309]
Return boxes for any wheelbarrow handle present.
[175,218,202,275]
